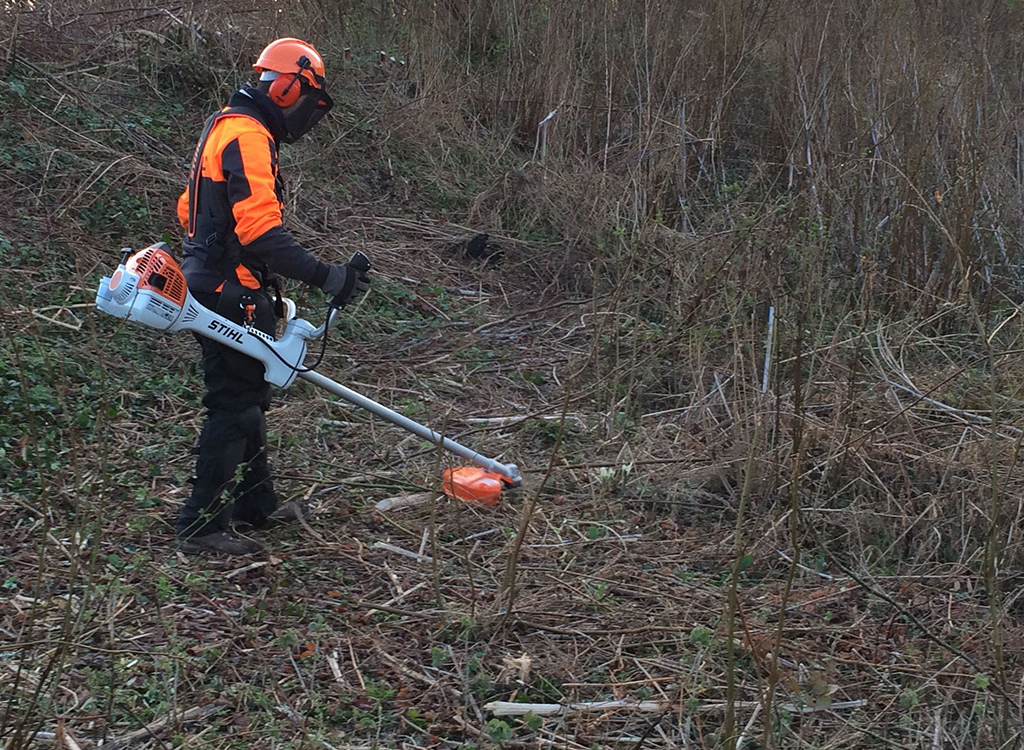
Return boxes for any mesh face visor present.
[283,84,334,143]
[307,86,334,131]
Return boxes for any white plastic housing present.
[96,274,308,388]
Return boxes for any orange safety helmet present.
[253,38,326,90]
[252,38,333,142]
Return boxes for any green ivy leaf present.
[486,719,512,741]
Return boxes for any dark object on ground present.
[465,232,489,258]
[178,531,264,556]
[264,500,309,529]
[233,500,309,532]
[464,232,502,266]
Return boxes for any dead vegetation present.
[5,1,1024,748]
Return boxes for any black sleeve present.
[243,225,330,288]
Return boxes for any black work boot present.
[178,531,264,556]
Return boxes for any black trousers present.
[175,286,280,539]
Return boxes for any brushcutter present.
[94,242,521,505]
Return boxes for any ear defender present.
[268,71,303,108]
[267,55,313,108]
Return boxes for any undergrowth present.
[4,2,1024,749]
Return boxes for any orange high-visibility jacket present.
[177,86,329,293]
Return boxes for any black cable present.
[246,304,337,374]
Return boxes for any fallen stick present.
[224,560,271,579]
[30,306,84,331]
[372,541,434,563]
[887,380,1023,436]
[376,648,437,686]
[326,649,345,684]
[463,414,574,427]
[64,728,83,750]
[365,580,430,616]
[375,492,437,512]
[100,705,220,749]
[484,698,867,717]
[486,700,667,716]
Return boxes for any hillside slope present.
[4,3,1024,749]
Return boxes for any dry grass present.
[4,1,1024,749]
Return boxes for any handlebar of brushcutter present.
[306,251,372,339]
[330,250,371,309]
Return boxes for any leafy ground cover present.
[5,2,1024,749]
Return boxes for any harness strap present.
[187,105,277,294]
[186,112,228,240]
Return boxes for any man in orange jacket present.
[175,38,369,556]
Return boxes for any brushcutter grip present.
[349,251,371,273]
[328,251,372,309]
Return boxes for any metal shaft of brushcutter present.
[299,370,522,484]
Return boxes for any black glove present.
[323,253,372,307]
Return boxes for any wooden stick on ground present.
[101,705,220,749]
[484,699,868,717]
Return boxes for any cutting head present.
[442,466,518,506]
